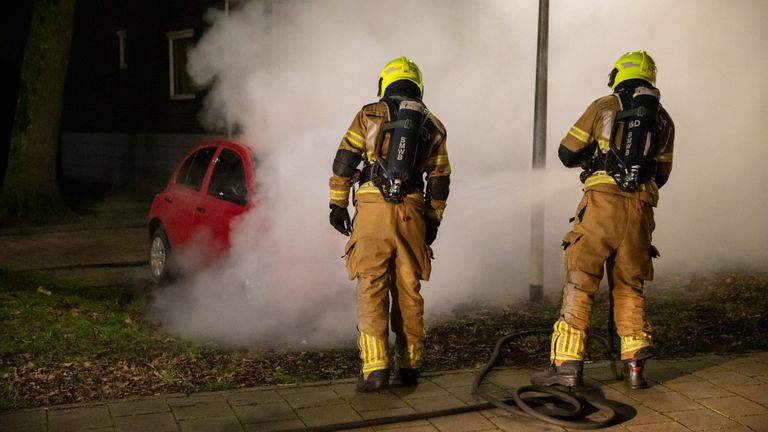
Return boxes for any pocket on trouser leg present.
[644,245,660,281]
[569,194,589,225]
[357,331,389,375]
[416,244,434,281]
[549,319,587,363]
[347,237,390,281]
[561,231,583,251]
[561,231,583,271]
[637,245,659,282]
[344,238,357,280]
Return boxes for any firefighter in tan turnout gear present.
[328,57,451,392]
[531,51,675,390]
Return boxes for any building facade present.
[61,0,235,194]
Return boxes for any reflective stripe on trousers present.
[358,332,388,374]
[550,319,587,363]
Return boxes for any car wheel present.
[150,228,173,284]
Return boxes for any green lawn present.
[0,270,358,409]
[0,271,182,364]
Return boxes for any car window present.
[207,148,247,206]
[176,147,216,190]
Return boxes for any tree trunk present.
[1,0,76,224]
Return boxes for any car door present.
[196,146,252,252]
[159,146,217,248]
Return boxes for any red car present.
[147,140,257,282]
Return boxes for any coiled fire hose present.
[472,329,619,429]
[283,328,622,431]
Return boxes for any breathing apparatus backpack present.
[368,99,429,203]
[603,86,662,192]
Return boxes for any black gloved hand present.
[425,220,439,246]
[329,204,351,236]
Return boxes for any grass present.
[1,269,766,409]
[0,269,359,409]
[0,270,190,365]
[0,270,246,408]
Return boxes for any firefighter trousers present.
[344,190,432,376]
[551,190,656,363]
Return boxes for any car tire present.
[150,227,173,284]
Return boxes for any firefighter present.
[328,57,450,392]
[531,51,675,389]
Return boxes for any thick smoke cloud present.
[151,0,768,347]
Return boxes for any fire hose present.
[283,329,622,431]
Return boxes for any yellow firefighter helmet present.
[378,56,423,98]
[608,51,657,89]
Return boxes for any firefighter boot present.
[623,359,649,389]
[622,348,653,389]
[357,369,390,392]
[530,361,584,388]
[398,368,419,387]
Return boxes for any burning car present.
[147,140,257,283]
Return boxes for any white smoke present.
[152,0,768,347]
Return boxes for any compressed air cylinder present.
[385,100,426,183]
[622,87,660,162]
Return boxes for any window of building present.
[166,29,196,100]
[116,30,128,70]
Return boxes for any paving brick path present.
[2,353,767,432]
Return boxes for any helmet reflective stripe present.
[608,50,657,89]
[378,56,424,98]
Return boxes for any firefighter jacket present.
[329,100,451,223]
[559,93,675,207]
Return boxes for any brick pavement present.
[2,352,766,432]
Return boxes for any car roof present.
[189,139,252,153]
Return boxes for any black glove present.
[425,220,439,246]
[579,149,599,184]
[329,205,351,236]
